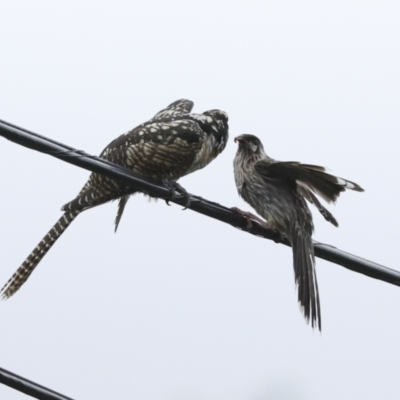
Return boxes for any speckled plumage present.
[1,99,229,299]
[233,134,363,330]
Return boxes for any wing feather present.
[255,160,363,203]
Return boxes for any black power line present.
[0,118,399,289]
[0,367,74,400]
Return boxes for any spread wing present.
[297,185,339,227]
[151,99,194,121]
[254,160,363,226]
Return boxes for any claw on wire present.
[165,182,191,209]
[231,207,275,230]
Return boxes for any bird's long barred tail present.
[0,210,81,299]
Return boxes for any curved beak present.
[234,135,244,144]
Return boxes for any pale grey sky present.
[0,1,399,399]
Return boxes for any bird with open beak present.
[233,134,364,330]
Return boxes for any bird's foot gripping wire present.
[231,207,275,230]
[165,182,191,209]
[231,207,283,243]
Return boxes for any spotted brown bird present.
[1,99,229,298]
[233,134,363,330]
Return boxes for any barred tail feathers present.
[0,210,81,299]
[291,228,321,331]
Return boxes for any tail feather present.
[291,229,321,330]
[114,195,131,232]
[62,187,116,212]
[0,210,81,299]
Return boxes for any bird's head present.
[202,109,229,150]
[234,134,264,157]
[203,109,229,132]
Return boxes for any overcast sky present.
[0,1,399,399]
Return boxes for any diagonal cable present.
[0,367,74,400]
[0,119,399,287]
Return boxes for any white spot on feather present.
[337,177,355,189]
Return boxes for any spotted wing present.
[111,99,195,229]
[62,119,204,219]
[151,99,194,121]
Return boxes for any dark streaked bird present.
[233,134,363,330]
[1,99,229,299]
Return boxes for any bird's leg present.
[165,181,191,209]
[231,207,283,243]
[174,182,191,209]
[231,207,276,230]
